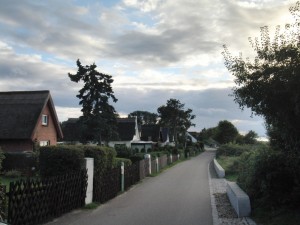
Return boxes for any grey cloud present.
[114,87,266,136]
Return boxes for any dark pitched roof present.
[141,125,160,142]
[0,90,63,139]
[114,118,136,141]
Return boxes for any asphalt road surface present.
[47,151,215,225]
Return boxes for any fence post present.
[156,157,159,173]
[121,162,125,192]
[145,154,151,175]
[85,157,94,205]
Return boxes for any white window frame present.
[42,114,48,126]
[40,140,50,146]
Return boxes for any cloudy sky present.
[0,0,297,138]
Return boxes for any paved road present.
[47,151,215,225]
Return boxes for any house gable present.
[0,90,63,152]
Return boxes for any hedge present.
[114,158,132,168]
[39,145,85,178]
[2,152,36,175]
[83,146,116,175]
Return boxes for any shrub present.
[4,170,22,178]
[115,145,132,158]
[39,145,85,178]
[129,154,145,163]
[0,148,4,171]
[114,158,132,168]
[238,147,300,208]
[2,152,37,175]
[216,143,253,158]
[83,146,116,175]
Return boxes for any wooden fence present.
[6,170,87,225]
[0,154,181,225]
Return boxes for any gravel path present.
[208,155,257,225]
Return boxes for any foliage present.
[68,59,118,145]
[222,2,300,152]
[236,130,258,145]
[238,148,300,208]
[214,120,238,144]
[128,110,158,127]
[4,170,22,178]
[198,127,218,141]
[114,145,132,158]
[0,148,5,172]
[2,152,37,175]
[61,118,83,142]
[129,154,145,163]
[83,145,116,175]
[216,156,240,181]
[39,145,85,178]
[157,99,195,146]
[216,143,253,157]
[114,158,132,168]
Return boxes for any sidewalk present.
[208,155,257,225]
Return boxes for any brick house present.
[0,90,63,152]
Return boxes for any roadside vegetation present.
[218,2,300,224]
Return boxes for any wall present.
[33,102,58,146]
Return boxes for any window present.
[42,114,48,126]
[40,140,50,146]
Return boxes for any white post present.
[145,154,151,175]
[156,157,159,173]
[85,157,94,205]
[121,162,125,192]
[178,154,180,160]
[170,154,173,163]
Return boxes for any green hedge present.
[114,158,132,168]
[2,152,37,175]
[238,148,300,207]
[0,148,4,171]
[83,146,116,175]
[39,145,85,178]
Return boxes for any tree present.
[214,120,238,144]
[157,99,195,146]
[244,130,258,144]
[68,59,118,145]
[222,2,300,151]
[128,110,158,127]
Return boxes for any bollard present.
[156,157,159,173]
[145,154,151,175]
[121,162,124,192]
[170,154,173,164]
[85,158,94,205]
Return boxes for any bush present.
[216,143,254,158]
[0,148,5,171]
[4,170,22,178]
[39,145,85,178]
[83,146,116,175]
[2,152,37,175]
[238,147,300,208]
[115,145,132,158]
[129,154,145,163]
[114,158,132,168]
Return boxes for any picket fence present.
[0,154,180,225]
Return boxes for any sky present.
[0,0,297,139]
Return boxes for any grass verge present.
[216,155,239,182]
